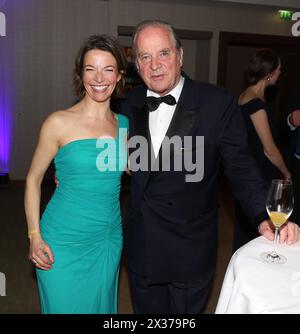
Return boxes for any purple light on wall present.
[0,85,12,174]
[0,1,12,174]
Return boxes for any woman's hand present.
[29,234,55,270]
[291,110,300,127]
[126,167,132,175]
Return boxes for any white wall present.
[0,0,297,179]
[1,0,110,179]
[112,0,295,82]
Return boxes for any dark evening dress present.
[233,99,278,251]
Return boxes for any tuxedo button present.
[167,202,173,206]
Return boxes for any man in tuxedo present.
[121,19,300,314]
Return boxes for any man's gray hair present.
[132,20,182,60]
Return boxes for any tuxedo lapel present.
[156,77,204,168]
[150,101,199,175]
[164,101,199,144]
[132,104,150,140]
[130,77,206,187]
[131,103,155,191]
[166,77,204,140]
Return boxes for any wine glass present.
[260,179,294,264]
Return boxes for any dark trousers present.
[127,270,213,314]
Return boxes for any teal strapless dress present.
[36,114,128,314]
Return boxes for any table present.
[215,236,300,314]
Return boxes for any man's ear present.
[179,47,183,67]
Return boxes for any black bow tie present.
[145,94,176,112]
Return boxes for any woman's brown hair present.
[245,48,280,85]
[74,34,127,99]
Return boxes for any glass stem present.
[272,227,279,256]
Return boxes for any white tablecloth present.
[215,236,300,314]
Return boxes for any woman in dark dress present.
[233,49,291,252]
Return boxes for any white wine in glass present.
[260,179,294,264]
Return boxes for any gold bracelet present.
[28,229,40,239]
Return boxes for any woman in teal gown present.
[24,35,128,314]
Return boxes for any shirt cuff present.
[287,113,297,130]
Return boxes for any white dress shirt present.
[148,76,184,157]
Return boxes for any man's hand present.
[258,220,300,245]
[291,110,300,127]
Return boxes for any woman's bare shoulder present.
[238,90,262,106]
[39,109,78,141]
[239,91,252,105]
[44,108,78,126]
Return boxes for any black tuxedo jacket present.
[120,77,268,285]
